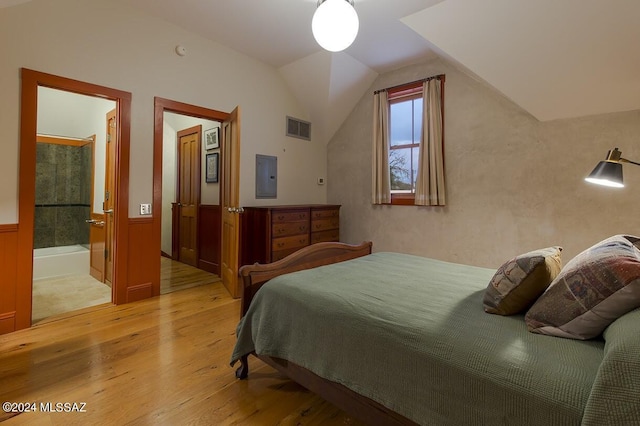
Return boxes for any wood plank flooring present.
[0,282,363,425]
[160,256,221,294]
[31,257,218,324]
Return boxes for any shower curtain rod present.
[373,74,445,94]
[36,133,94,142]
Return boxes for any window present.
[372,75,445,206]
[388,82,423,204]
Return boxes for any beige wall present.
[0,0,326,223]
[328,57,640,268]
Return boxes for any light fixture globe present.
[312,0,359,52]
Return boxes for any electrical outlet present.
[317,177,325,185]
[140,203,152,215]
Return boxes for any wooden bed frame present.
[235,241,418,426]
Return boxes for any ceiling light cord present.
[317,0,354,6]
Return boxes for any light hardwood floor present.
[31,257,220,323]
[0,281,363,425]
[160,256,221,294]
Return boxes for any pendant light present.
[312,0,359,52]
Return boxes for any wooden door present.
[220,106,241,298]
[88,132,105,282]
[89,213,105,282]
[104,109,117,284]
[177,126,201,267]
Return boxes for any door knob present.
[103,209,114,214]
[227,207,237,213]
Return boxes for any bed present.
[230,241,640,425]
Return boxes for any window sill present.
[389,193,415,205]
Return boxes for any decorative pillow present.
[525,235,640,340]
[483,246,562,315]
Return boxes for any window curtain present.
[414,79,445,206]
[372,90,391,204]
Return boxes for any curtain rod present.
[374,74,445,94]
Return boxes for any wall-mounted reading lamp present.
[585,148,640,188]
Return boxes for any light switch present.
[140,203,152,215]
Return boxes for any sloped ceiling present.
[6,0,639,136]
[403,0,640,121]
[120,0,640,133]
[115,0,442,143]
[279,51,378,143]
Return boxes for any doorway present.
[153,98,241,298]
[160,113,221,294]
[16,69,132,331]
[31,87,116,322]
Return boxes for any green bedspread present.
[231,252,640,425]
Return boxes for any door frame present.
[152,97,229,296]
[17,69,132,329]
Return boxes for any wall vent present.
[286,116,311,141]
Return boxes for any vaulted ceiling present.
[403,0,640,122]
[6,0,639,142]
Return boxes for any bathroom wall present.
[34,142,92,248]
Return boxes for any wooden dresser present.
[240,204,340,266]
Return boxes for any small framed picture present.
[206,152,219,183]
[204,127,219,150]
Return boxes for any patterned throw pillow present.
[525,235,640,340]
[483,246,563,315]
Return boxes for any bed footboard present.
[238,241,373,316]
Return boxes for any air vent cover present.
[286,116,311,141]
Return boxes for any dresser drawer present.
[311,217,339,232]
[241,205,339,266]
[272,210,308,223]
[311,208,339,219]
[311,229,339,244]
[272,234,309,252]
[272,247,300,262]
[271,221,309,237]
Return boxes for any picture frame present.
[204,127,219,150]
[205,152,219,183]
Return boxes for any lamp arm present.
[620,157,640,167]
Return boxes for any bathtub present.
[33,245,90,280]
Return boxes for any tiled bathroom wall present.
[34,142,92,248]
